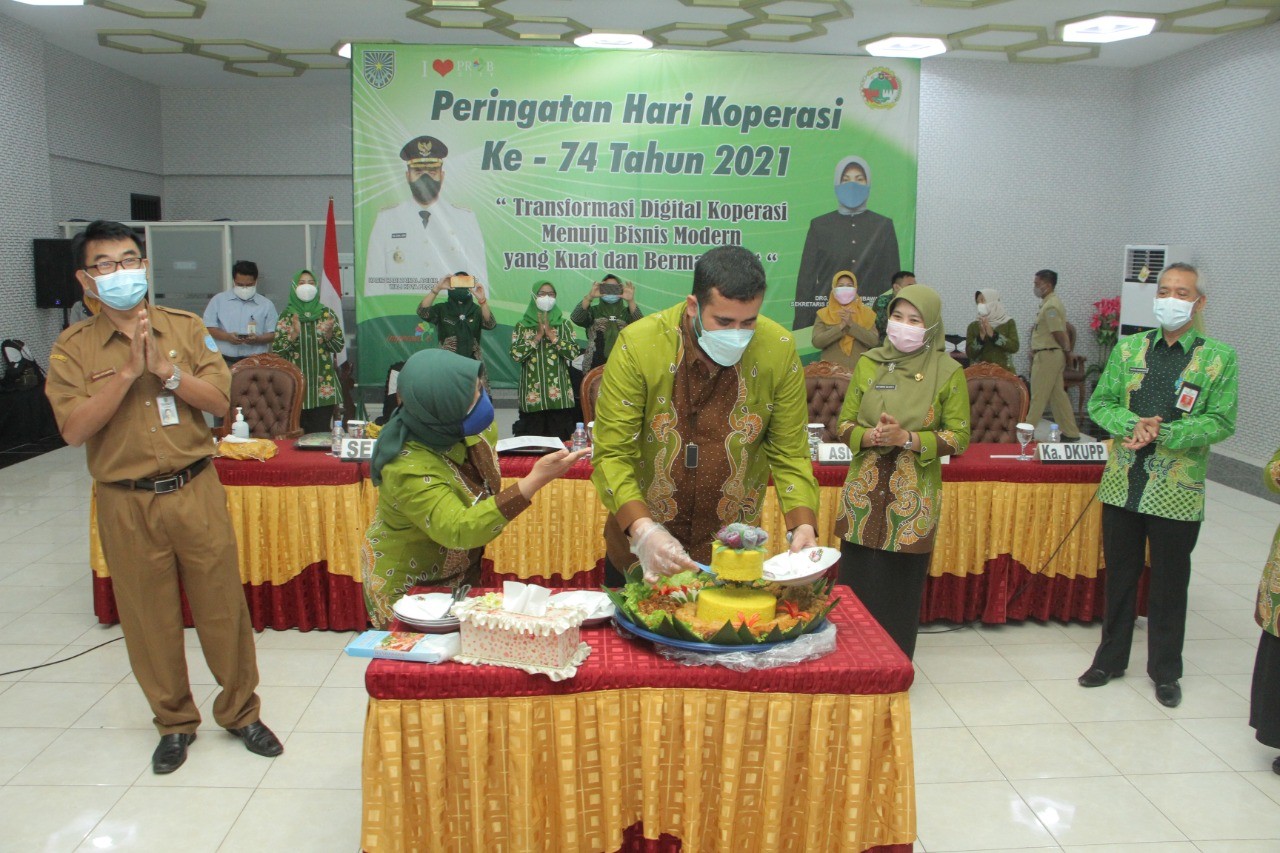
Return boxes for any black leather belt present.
[108,457,209,494]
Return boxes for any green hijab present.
[857,284,960,433]
[287,269,323,322]
[370,349,481,486]
[517,280,564,328]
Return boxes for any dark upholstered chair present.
[580,364,606,425]
[804,361,852,442]
[1062,321,1088,421]
[222,353,305,440]
[965,362,1030,443]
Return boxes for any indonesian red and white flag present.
[320,196,347,363]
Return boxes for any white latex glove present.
[628,518,697,583]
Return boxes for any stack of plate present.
[392,592,461,634]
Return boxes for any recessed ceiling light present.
[337,43,352,59]
[1062,15,1157,44]
[12,0,85,5]
[863,36,947,59]
[573,32,653,51]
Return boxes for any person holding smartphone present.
[571,273,643,372]
[417,271,497,365]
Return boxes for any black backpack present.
[0,339,44,392]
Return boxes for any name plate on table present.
[1037,442,1108,464]
[339,438,376,460]
[817,443,853,465]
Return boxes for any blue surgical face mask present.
[693,301,754,367]
[92,267,149,311]
[835,181,870,210]
[600,294,621,304]
[461,388,494,436]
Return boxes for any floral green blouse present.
[1255,449,1280,637]
[271,307,344,409]
[835,360,971,554]
[510,320,581,412]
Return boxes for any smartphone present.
[451,274,475,289]
[599,281,622,297]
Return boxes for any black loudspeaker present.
[33,238,79,309]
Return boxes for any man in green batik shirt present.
[873,271,914,342]
[1077,263,1237,709]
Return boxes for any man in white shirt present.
[364,135,489,298]
[203,260,279,365]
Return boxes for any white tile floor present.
[0,445,1277,851]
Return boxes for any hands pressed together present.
[1124,415,1162,450]
[122,308,174,383]
[868,412,911,449]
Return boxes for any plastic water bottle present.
[808,423,824,461]
[1048,423,1061,443]
[571,422,590,452]
[331,418,344,455]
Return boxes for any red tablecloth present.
[368,584,913,700]
[213,441,367,486]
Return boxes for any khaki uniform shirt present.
[45,305,231,483]
[1031,291,1067,351]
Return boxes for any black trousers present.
[838,541,931,660]
[1092,503,1200,684]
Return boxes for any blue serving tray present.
[612,610,826,654]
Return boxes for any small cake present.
[696,586,777,625]
[708,523,768,582]
[452,594,590,680]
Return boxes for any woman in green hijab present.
[363,349,588,627]
[272,269,345,433]
[510,280,582,440]
[833,284,971,659]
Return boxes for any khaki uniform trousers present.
[97,465,260,736]
[1027,348,1080,437]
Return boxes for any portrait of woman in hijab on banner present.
[793,155,901,331]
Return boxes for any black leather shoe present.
[1078,667,1123,688]
[1156,681,1182,708]
[1272,756,1280,776]
[152,732,196,774]
[229,720,283,757]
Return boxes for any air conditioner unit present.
[1120,244,1192,336]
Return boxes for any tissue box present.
[452,594,590,678]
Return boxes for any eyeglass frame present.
[83,256,147,276]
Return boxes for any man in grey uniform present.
[364,135,490,297]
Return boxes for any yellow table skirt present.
[90,481,367,586]
[472,479,1104,583]
[362,688,915,853]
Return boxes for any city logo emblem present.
[362,50,396,89]
[861,67,901,110]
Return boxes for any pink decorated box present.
[452,594,591,680]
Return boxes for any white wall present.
[1131,24,1280,467]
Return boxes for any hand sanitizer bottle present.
[231,407,250,439]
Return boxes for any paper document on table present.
[495,436,565,454]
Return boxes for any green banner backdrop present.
[353,44,918,391]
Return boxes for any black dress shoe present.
[1156,681,1182,708]
[1272,756,1280,776]
[152,732,196,774]
[228,720,283,757]
[1078,667,1123,688]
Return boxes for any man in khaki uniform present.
[46,220,282,775]
[1026,269,1081,440]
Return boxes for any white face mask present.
[295,283,318,302]
[976,303,990,317]
[535,295,557,312]
[1153,296,1195,331]
[233,285,256,301]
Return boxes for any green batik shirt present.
[1254,448,1280,636]
[1088,328,1237,522]
[509,320,581,413]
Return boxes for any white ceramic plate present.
[393,592,457,623]
[548,591,615,627]
[762,547,840,585]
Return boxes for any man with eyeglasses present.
[363,134,490,299]
[44,220,282,775]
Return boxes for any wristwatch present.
[162,365,182,391]
[903,432,914,450]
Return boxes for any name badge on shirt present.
[874,384,896,391]
[1175,382,1200,413]
[1129,367,1149,374]
[156,394,180,426]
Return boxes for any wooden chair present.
[964,362,1030,443]
[579,364,606,424]
[1062,322,1089,421]
[219,353,305,440]
[803,361,852,441]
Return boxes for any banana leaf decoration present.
[605,578,839,647]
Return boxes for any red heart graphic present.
[432,59,454,77]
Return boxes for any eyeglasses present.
[85,257,145,276]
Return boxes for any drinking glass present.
[1015,422,1035,461]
